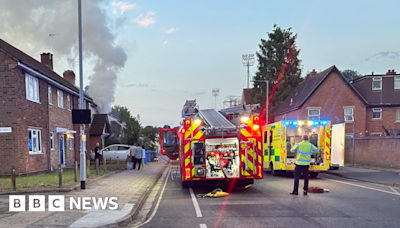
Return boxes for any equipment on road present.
[262,120,345,178]
[197,188,230,198]
[159,100,263,188]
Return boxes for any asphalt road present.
[131,170,400,228]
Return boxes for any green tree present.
[108,105,141,146]
[252,25,303,123]
[123,116,141,145]
[139,126,160,149]
[341,69,363,81]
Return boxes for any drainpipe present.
[47,124,51,171]
[352,125,355,166]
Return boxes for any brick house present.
[351,69,400,136]
[89,114,111,151]
[273,66,400,137]
[0,38,94,175]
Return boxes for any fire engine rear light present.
[258,166,262,177]
[241,116,250,123]
[253,124,260,130]
[185,168,190,179]
[194,119,202,124]
[181,128,186,134]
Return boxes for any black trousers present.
[132,157,142,170]
[293,164,309,193]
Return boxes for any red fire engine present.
[159,107,263,188]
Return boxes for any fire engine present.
[159,101,263,188]
[262,120,345,178]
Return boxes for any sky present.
[1,0,399,127]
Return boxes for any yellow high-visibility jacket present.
[290,141,319,165]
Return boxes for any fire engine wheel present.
[309,173,319,178]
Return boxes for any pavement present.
[0,157,169,228]
[326,166,400,187]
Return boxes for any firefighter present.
[289,135,318,195]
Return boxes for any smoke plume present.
[0,0,127,113]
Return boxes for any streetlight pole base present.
[81,181,85,189]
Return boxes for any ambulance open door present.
[159,128,179,160]
[331,123,345,167]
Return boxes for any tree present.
[108,105,141,146]
[123,116,141,145]
[139,126,160,149]
[341,69,363,81]
[252,25,303,123]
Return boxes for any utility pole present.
[242,54,255,88]
[252,80,269,124]
[78,0,86,190]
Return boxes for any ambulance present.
[262,120,345,178]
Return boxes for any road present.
[128,169,400,228]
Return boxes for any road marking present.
[200,224,207,228]
[324,178,400,196]
[189,188,203,217]
[389,186,400,194]
[131,167,171,228]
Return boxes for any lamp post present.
[252,80,269,124]
[78,0,86,189]
[242,54,255,89]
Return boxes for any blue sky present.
[105,0,400,127]
[2,0,399,127]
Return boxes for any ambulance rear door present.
[331,123,345,167]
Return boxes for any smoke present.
[0,0,127,113]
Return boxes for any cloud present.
[111,2,137,15]
[124,83,149,87]
[132,11,156,27]
[162,41,169,48]
[166,27,177,34]
[364,51,400,62]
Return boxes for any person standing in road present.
[290,135,319,195]
[133,144,143,170]
[141,145,146,169]
[130,143,137,170]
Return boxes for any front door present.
[59,134,65,165]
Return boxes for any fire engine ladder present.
[198,109,236,129]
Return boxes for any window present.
[69,138,73,150]
[345,134,353,139]
[372,108,382,119]
[372,77,382,90]
[308,109,320,121]
[50,131,54,150]
[395,77,400,90]
[344,108,354,122]
[84,99,87,109]
[48,85,52,104]
[396,108,400,122]
[57,90,63,108]
[25,74,39,102]
[67,94,71,110]
[371,132,382,137]
[28,128,42,154]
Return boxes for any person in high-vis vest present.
[290,135,319,195]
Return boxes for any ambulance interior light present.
[298,121,304,126]
[307,121,313,126]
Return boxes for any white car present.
[91,144,131,162]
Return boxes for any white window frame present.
[28,128,42,154]
[372,77,382,90]
[84,99,86,109]
[48,85,52,104]
[67,94,71,110]
[395,77,400,90]
[25,74,40,102]
[372,108,382,119]
[57,90,63,108]
[69,138,73,150]
[344,108,354,122]
[371,132,382,137]
[345,134,354,139]
[308,109,320,121]
[396,108,400,123]
[50,131,54,150]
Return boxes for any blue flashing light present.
[284,121,290,126]
[292,121,298,126]
[314,121,319,126]
[322,121,328,125]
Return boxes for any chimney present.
[386,69,397,75]
[40,53,53,69]
[310,69,317,77]
[63,70,76,85]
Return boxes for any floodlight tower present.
[242,54,255,88]
[212,88,220,109]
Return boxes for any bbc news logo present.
[9,195,118,212]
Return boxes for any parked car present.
[90,144,131,162]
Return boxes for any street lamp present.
[242,54,255,89]
[252,80,269,124]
